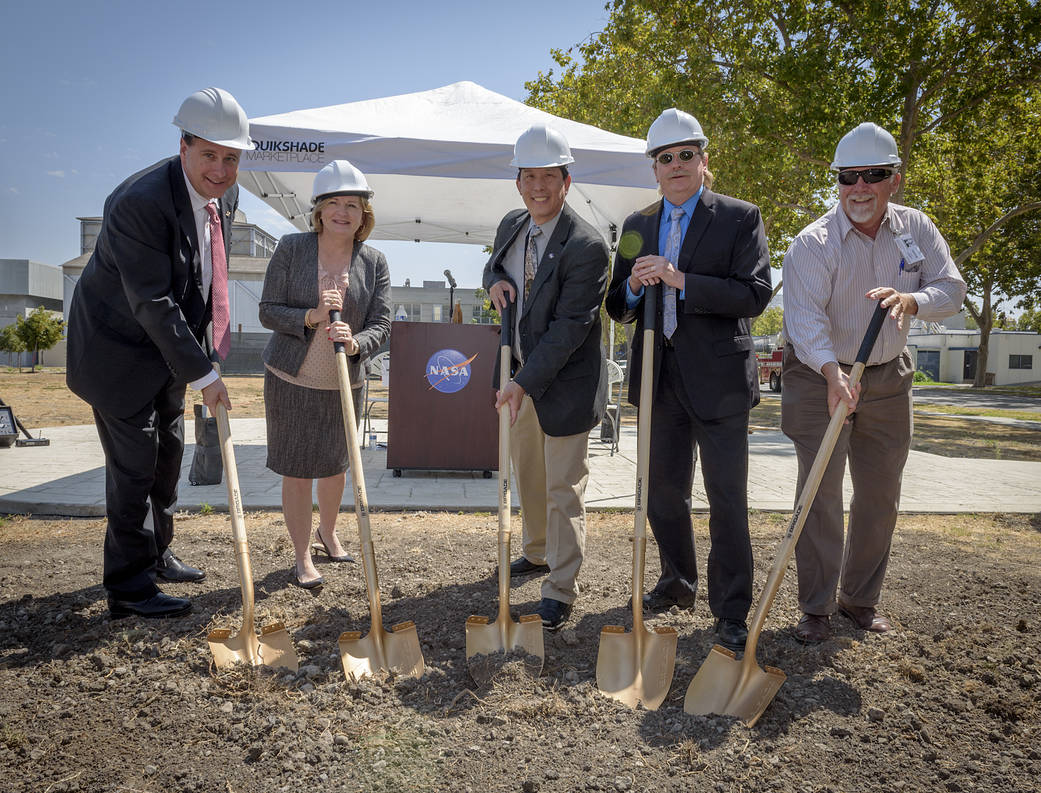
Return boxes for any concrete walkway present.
[2,418,1039,516]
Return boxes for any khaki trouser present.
[510,396,589,604]
[780,346,913,615]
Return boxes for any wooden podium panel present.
[386,321,500,473]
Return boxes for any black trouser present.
[93,377,185,599]
[646,347,754,619]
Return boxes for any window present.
[1009,354,1033,370]
[394,303,421,321]
[431,304,443,322]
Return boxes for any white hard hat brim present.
[312,189,375,204]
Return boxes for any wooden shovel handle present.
[329,310,383,630]
[211,363,257,661]
[630,284,659,632]
[743,301,888,659]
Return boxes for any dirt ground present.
[2,510,1039,793]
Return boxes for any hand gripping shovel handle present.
[329,310,382,628]
[743,301,888,659]
[630,284,659,634]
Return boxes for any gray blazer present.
[483,202,610,437]
[259,232,391,389]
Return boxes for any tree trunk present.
[973,289,992,388]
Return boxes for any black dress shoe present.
[536,597,572,632]
[508,557,550,578]
[290,569,324,590]
[640,589,695,612]
[714,617,749,651]
[108,592,191,619]
[156,549,205,583]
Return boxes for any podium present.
[386,321,500,476]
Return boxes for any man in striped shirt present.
[780,123,966,644]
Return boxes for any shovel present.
[596,284,677,710]
[684,301,888,725]
[206,365,298,671]
[465,300,545,682]
[328,311,425,681]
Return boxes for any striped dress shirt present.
[781,202,966,374]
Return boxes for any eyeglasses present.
[836,168,895,186]
[655,149,699,165]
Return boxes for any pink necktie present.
[206,203,230,360]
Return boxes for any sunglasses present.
[655,149,699,165]
[836,168,895,186]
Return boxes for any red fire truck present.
[757,348,783,392]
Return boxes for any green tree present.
[472,288,500,325]
[527,0,1041,384]
[751,306,783,337]
[0,323,27,371]
[10,308,65,373]
[1013,307,1041,333]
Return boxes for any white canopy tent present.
[237,81,659,249]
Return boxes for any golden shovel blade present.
[338,620,425,682]
[683,644,786,727]
[207,622,298,671]
[595,624,678,710]
[465,613,545,681]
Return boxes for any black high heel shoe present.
[311,528,356,563]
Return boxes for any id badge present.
[896,233,924,272]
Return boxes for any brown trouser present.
[780,346,913,615]
[511,395,590,604]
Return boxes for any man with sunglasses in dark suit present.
[781,122,965,644]
[605,108,772,652]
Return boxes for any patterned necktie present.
[206,203,231,360]
[662,206,685,340]
[523,225,543,300]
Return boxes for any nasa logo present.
[425,349,478,394]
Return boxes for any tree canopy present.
[527,0,1041,383]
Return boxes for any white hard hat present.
[510,124,575,168]
[646,108,708,156]
[311,160,373,204]
[172,87,253,150]
[831,122,902,170]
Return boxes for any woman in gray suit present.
[259,161,391,588]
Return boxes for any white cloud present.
[46,170,65,178]
[8,187,18,194]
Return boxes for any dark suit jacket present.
[605,190,772,420]
[483,202,610,437]
[66,156,237,418]
[258,232,392,389]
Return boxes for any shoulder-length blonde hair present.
[312,195,375,242]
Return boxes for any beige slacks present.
[780,347,913,615]
[510,395,590,604]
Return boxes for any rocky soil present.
[1,510,1040,793]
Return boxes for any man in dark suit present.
[605,108,771,650]
[483,124,610,632]
[66,88,253,619]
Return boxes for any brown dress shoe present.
[794,613,831,644]
[838,603,892,633]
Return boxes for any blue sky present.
[0,0,612,289]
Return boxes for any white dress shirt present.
[782,202,966,374]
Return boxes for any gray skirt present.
[264,370,363,479]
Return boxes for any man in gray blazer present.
[66,88,253,619]
[483,124,610,631]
